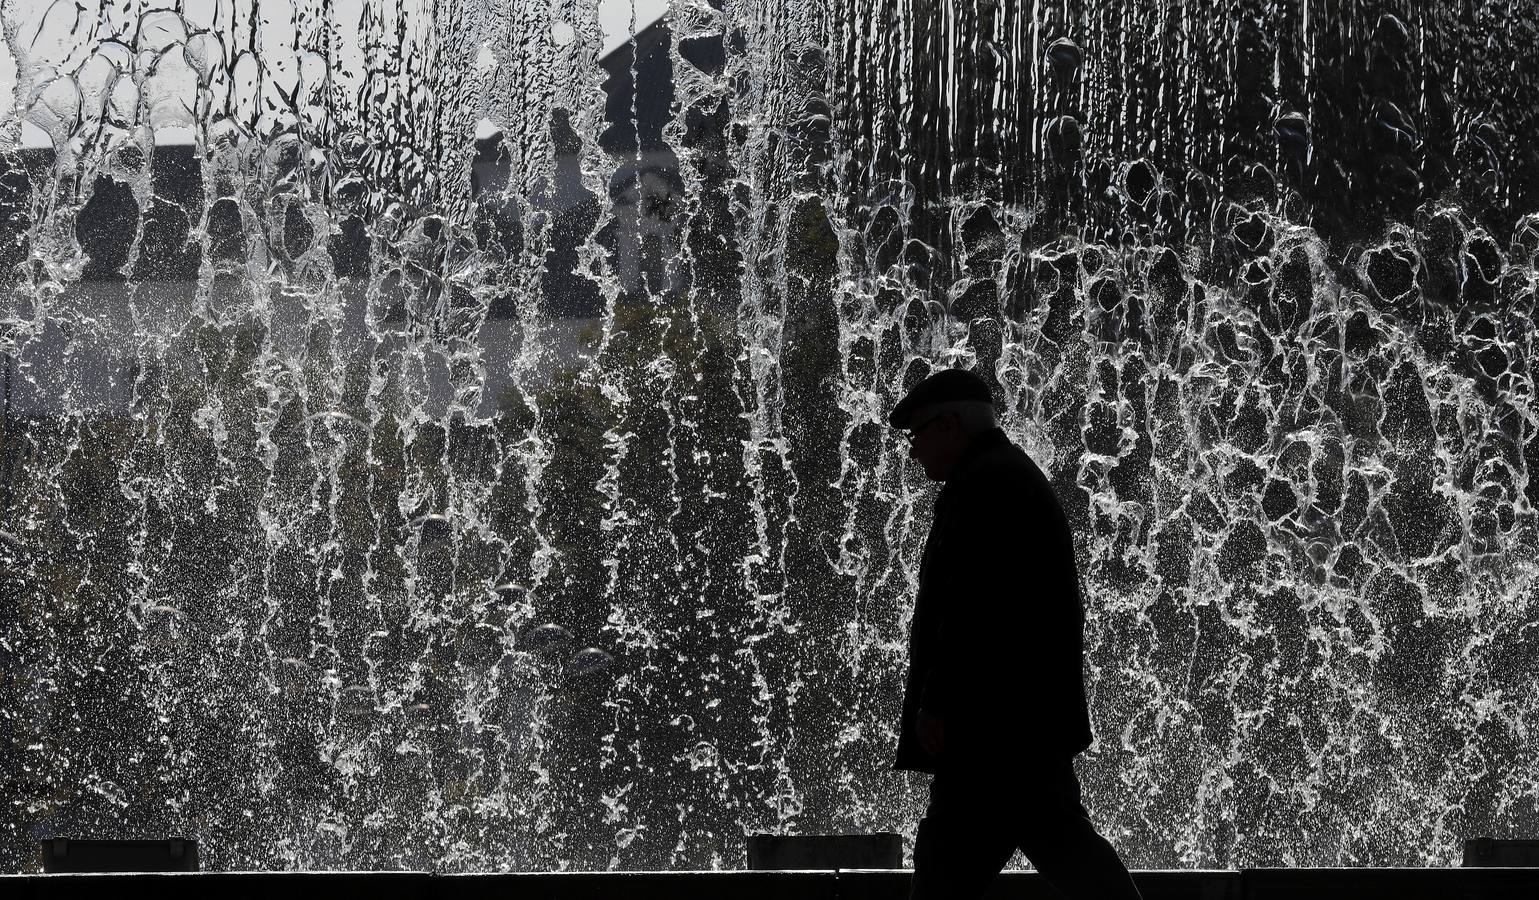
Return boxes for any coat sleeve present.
[916,472,1039,720]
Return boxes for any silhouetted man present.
[891,368,1142,900]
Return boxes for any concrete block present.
[1463,839,1539,867]
[748,834,904,870]
[40,838,199,872]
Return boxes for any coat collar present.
[942,427,1009,489]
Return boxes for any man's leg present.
[909,772,1020,900]
[1015,759,1143,900]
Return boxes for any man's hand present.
[916,708,945,757]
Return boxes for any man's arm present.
[915,473,1037,734]
[916,706,945,756]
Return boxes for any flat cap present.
[888,368,994,428]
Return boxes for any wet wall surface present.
[8,868,1539,900]
[1,0,1537,873]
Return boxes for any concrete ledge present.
[7,871,435,900]
[1241,867,1539,899]
[834,869,1239,900]
[3,867,1536,899]
[439,871,839,900]
[1110,870,1240,900]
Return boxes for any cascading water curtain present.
[2,0,1536,872]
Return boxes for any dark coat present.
[894,428,1093,774]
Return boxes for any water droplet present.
[686,742,719,769]
[562,647,613,677]
[1276,111,1310,152]
[141,605,190,650]
[413,513,452,540]
[1046,38,1081,80]
[339,685,374,719]
[1045,116,1082,165]
[522,623,572,652]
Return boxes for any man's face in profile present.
[905,405,966,481]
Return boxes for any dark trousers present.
[909,757,1143,900]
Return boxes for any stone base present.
[4,868,1539,900]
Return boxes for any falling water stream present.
[1,0,1537,873]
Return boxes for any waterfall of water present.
[1,0,1536,872]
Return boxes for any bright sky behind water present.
[0,0,671,148]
